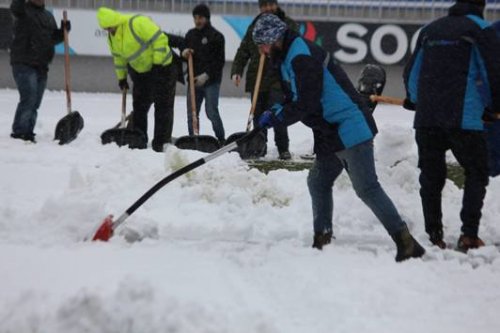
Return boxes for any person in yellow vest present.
[96,7,174,152]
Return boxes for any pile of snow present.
[1,89,499,332]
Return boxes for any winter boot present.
[278,150,292,160]
[312,230,333,250]
[456,234,485,253]
[391,227,426,262]
[429,230,447,249]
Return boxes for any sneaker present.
[391,226,426,262]
[312,230,333,250]
[429,230,447,249]
[456,235,485,253]
[278,150,292,160]
[11,132,36,143]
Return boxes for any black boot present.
[391,226,426,262]
[429,229,447,249]
[312,230,333,250]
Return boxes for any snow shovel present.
[100,89,147,148]
[89,127,265,242]
[174,53,220,153]
[54,10,84,145]
[225,53,267,159]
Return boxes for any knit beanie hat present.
[192,4,210,20]
[456,0,486,6]
[252,13,287,45]
[258,0,278,6]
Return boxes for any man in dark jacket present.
[182,4,225,143]
[403,0,500,252]
[231,0,297,160]
[9,0,69,142]
[254,14,425,262]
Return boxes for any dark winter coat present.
[404,2,500,130]
[231,8,298,93]
[9,0,63,71]
[165,32,186,84]
[274,30,377,157]
[184,23,225,85]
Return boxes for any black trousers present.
[129,64,176,145]
[415,128,489,237]
[251,88,289,153]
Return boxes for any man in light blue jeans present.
[187,82,225,142]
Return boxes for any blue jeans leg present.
[307,156,344,233]
[204,83,225,141]
[11,65,47,135]
[186,84,204,136]
[336,141,406,235]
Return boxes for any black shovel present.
[100,89,147,148]
[174,53,220,153]
[225,53,267,159]
[54,10,84,145]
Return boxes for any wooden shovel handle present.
[188,52,199,135]
[62,10,72,114]
[246,53,266,131]
[120,88,127,128]
[370,94,404,106]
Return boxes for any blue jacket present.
[404,2,500,130]
[273,30,377,157]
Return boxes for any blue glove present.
[258,110,283,129]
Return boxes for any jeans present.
[187,82,225,141]
[11,64,47,136]
[307,140,406,235]
[415,128,488,237]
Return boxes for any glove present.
[403,98,416,111]
[231,74,241,87]
[118,79,129,91]
[194,72,209,87]
[258,110,283,129]
[181,48,193,59]
[60,20,71,32]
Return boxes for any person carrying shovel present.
[96,7,175,152]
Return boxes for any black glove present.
[403,98,416,111]
[118,79,129,91]
[60,20,71,33]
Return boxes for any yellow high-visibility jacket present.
[96,7,172,80]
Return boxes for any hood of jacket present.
[96,7,128,29]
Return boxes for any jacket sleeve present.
[107,36,128,80]
[403,32,424,103]
[279,55,324,126]
[231,26,252,77]
[475,26,500,113]
[10,0,26,18]
[207,32,225,79]
[166,33,186,51]
[134,16,171,66]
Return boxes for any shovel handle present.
[120,88,127,128]
[369,94,404,106]
[62,10,72,114]
[188,53,199,135]
[247,53,266,132]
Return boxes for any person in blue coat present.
[403,0,500,252]
[254,14,425,262]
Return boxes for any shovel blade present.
[92,215,115,242]
[100,128,147,149]
[226,131,266,160]
[174,135,220,153]
[54,111,84,145]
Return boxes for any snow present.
[1,88,500,333]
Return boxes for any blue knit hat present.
[252,14,287,45]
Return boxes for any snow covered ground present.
[1,88,500,333]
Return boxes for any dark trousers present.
[129,65,176,145]
[415,128,489,237]
[11,64,47,136]
[251,88,289,153]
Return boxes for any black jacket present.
[404,2,500,130]
[184,23,225,85]
[9,0,63,71]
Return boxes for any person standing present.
[231,0,297,160]
[96,7,175,152]
[182,4,225,144]
[9,0,70,143]
[403,0,500,251]
[254,14,425,262]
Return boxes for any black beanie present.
[193,4,210,20]
[259,0,278,7]
[457,0,486,6]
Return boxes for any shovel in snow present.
[100,89,147,148]
[54,10,84,145]
[225,53,267,159]
[174,53,220,153]
[89,127,265,242]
